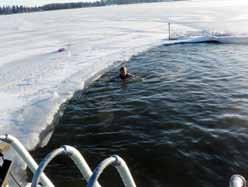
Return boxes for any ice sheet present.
[0,0,248,151]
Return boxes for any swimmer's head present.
[120,66,128,78]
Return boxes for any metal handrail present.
[229,175,246,187]
[0,134,54,187]
[31,145,101,187]
[87,155,136,187]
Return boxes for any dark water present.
[32,43,248,187]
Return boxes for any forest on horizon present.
[0,0,178,15]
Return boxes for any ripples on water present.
[33,43,248,187]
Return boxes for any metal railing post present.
[0,134,54,187]
[87,155,136,187]
[230,175,246,187]
[31,145,101,187]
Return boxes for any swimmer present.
[119,66,134,80]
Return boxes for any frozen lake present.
[0,0,248,185]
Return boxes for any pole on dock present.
[168,22,171,40]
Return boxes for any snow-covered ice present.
[0,0,248,152]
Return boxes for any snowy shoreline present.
[0,0,248,156]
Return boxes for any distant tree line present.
[42,1,105,11]
[0,0,173,15]
[0,2,104,15]
[0,5,40,14]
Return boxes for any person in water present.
[119,66,134,80]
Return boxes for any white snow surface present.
[0,0,248,151]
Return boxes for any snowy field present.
[0,0,248,153]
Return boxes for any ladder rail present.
[0,134,54,187]
[31,145,101,187]
[229,175,246,187]
[87,155,136,187]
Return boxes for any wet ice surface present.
[0,0,248,153]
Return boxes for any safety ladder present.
[0,134,246,187]
[0,134,135,187]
